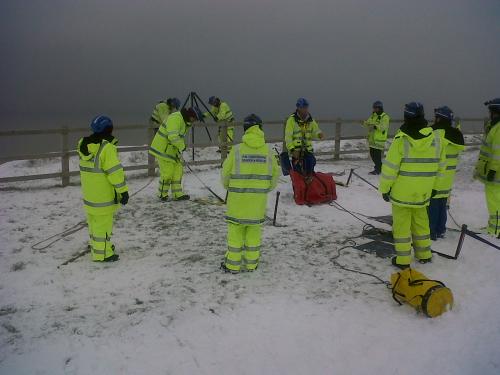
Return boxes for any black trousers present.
[369,148,382,173]
[428,198,448,238]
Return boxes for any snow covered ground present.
[0,141,499,375]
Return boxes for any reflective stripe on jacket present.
[475,120,500,185]
[150,102,171,125]
[222,125,280,224]
[363,112,390,150]
[205,102,234,123]
[379,127,446,207]
[149,111,189,162]
[78,137,128,215]
[432,128,465,198]
[284,112,322,153]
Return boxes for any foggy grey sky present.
[1,0,499,128]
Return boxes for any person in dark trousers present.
[284,98,324,176]
[428,106,465,240]
[363,101,391,174]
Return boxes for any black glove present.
[382,193,390,202]
[120,191,129,205]
[431,189,437,198]
[487,170,496,182]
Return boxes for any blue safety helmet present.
[373,100,383,110]
[485,98,500,113]
[208,96,219,106]
[434,106,454,121]
[90,115,113,134]
[296,98,309,108]
[404,102,425,118]
[243,113,263,132]
[167,97,181,110]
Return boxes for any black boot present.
[103,254,119,262]
[159,196,169,202]
[391,256,409,270]
[220,262,238,274]
[418,258,432,264]
[174,194,190,201]
[246,264,259,272]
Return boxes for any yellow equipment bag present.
[391,268,454,318]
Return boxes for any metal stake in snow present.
[272,191,281,226]
[433,224,500,260]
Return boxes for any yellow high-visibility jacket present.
[432,124,465,198]
[284,112,322,153]
[475,120,500,185]
[149,111,190,162]
[379,124,446,207]
[205,102,234,122]
[78,135,128,215]
[363,112,390,150]
[150,102,171,126]
[222,125,280,225]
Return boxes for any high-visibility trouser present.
[218,127,234,152]
[225,222,262,272]
[485,184,500,236]
[392,205,432,265]
[157,158,184,198]
[86,213,115,261]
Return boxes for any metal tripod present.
[182,91,218,161]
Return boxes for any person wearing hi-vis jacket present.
[362,100,390,175]
[77,115,129,262]
[474,98,500,238]
[379,102,447,269]
[149,107,199,201]
[221,114,280,273]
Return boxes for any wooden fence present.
[0,118,485,186]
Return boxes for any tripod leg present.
[181,93,190,109]
[193,95,212,141]
[194,92,218,122]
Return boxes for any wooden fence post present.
[147,126,156,177]
[221,122,228,162]
[334,118,342,160]
[61,125,70,186]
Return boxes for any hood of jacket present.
[242,125,266,149]
[78,133,117,160]
[431,122,465,146]
[398,118,435,150]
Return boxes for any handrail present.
[0,117,486,186]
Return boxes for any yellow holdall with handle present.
[391,268,453,318]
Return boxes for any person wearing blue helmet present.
[284,98,324,176]
[77,115,129,262]
[474,98,500,238]
[204,96,235,153]
[362,101,391,175]
[429,106,465,240]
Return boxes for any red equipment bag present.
[290,171,337,205]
